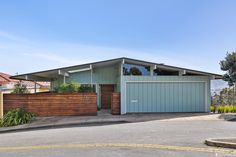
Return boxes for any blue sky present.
[0,0,236,75]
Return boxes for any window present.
[184,72,204,76]
[123,63,150,76]
[153,69,179,76]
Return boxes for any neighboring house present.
[11,57,222,114]
[0,72,50,93]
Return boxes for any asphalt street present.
[0,115,235,157]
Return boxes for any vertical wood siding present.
[126,82,205,112]
[66,66,119,84]
[120,76,211,114]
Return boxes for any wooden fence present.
[111,92,120,115]
[3,93,97,116]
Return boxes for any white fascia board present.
[68,67,92,73]
[154,64,157,69]
[58,70,69,76]
[211,75,216,80]
[122,59,125,64]
[179,69,186,76]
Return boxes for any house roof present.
[0,72,50,87]
[0,72,18,85]
[10,57,223,81]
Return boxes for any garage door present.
[126,82,206,113]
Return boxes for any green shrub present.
[233,106,236,113]
[55,83,95,93]
[210,106,216,113]
[223,105,234,113]
[11,83,29,94]
[216,105,236,113]
[0,108,34,127]
[79,84,94,92]
[57,82,80,93]
[224,105,229,113]
[229,105,234,113]
[217,106,224,113]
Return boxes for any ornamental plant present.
[55,82,94,93]
[11,83,29,94]
[0,108,34,127]
[57,82,80,93]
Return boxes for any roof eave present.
[10,57,223,80]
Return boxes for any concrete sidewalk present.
[0,112,225,133]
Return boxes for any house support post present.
[34,81,37,93]
[58,70,69,84]
[179,70,186,76]
[63,75,66,84]
[0,91,3,119]
[150,65,156,76]
[90,64,93,91]
[120,59,125,114]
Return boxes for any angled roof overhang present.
[123,58,222,79]
[10,58,123,81]
[10,57,223,81]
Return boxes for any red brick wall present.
[111,92,120,115]
[3,93,97,116]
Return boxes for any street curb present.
[0,120,129,134]
[205,138,236,149]
[228,117,236,121]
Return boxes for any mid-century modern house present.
[11,57,222,114]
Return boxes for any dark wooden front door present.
[101,84,114,109]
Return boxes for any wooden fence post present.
[0,91,3,119]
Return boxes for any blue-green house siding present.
[120,76,211,114]
[52,65,120,88]
[51,63,212,114]
[66,66,119,85]
[52,65,121,108]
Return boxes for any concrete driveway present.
[0,113,235,157]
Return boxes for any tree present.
[220,52,236,105]
[130,67,142,75]
[11,83,29,94]
[220,52,236,86]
